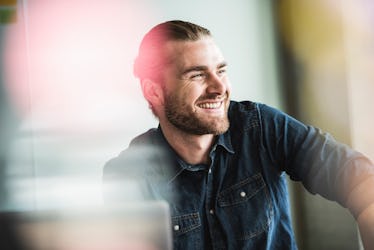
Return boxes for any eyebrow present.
[181,61,228,75]
[181,66,207,76]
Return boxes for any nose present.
[206,73,227,95]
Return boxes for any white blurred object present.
[10,201,172,250]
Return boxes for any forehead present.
[164,38,225,70]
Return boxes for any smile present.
[197,101,223,109]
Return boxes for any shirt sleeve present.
[257,103,374,216]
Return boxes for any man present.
[104,20,374,249]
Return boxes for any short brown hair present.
[133,20,211,81]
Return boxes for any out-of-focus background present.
[1,0,373,249]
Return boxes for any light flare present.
[2,0,157,131]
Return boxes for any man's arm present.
[357,204,374,249]
[346,175,374,249]
[258,103,374,248]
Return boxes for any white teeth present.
[198,102,221,109]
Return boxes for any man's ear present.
[140,79,164,106]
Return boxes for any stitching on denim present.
[172,212,201,235]
[167,167,185,185]
[217,173,265,207]
[237,181,273,241]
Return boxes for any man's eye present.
[217,68,227,75]
[191,73,205,79]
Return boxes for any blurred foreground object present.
[0,201,172,250]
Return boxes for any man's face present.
[160,37,231,135]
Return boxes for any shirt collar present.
[156,125,235,154]
[215,129,235,154]
[154,126,235,184]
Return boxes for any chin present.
[206,120,230,135]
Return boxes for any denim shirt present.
[103,101,372,250]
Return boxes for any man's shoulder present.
[229,100,288,121]
[104,129,156,169]
[227,100,292,135]
[228,100,260,127]
[103,128,169,175]
[128,128,159,146]
[229,100,258,112]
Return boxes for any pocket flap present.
[171,212,201,236]
[218,173,266,207]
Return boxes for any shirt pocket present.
[217,173,273,241]
[171,212,202,249]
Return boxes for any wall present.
[0,0,280,210]
[276,1,374,249]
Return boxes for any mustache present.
[197,93,229,102]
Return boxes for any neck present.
[160,123,215,165]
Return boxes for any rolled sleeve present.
[258,103,374,209]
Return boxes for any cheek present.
[186,84,205,99]
[173,85,199,104]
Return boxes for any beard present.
[164,93,230,135]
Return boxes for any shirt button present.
[209,209,214,215]
[174,225,180,231]
[240,191,246,197]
